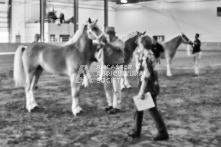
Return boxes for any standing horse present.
[121,31,146,89]
[13,18,104,116]
[162,33,191,76]
[122,33,191,89]
[95,31,146,89]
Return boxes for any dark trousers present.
[132,95,168,136]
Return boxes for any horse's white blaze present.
[13,46,26,87]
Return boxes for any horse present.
[161,33,192,76]
[121,31,146,89]
[121,33,192,88]
[95,31,146,89]
[13,18,104,116]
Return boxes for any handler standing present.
[191,33,201,75]
[33,34,40,42]
[151,36,164,60]
[99,27,125,114]
[127,36,169,141]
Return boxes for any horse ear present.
[95,19,98,23]
[88,18,92,23]
[136,31,139,34]
[143,31,146,35]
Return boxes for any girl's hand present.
[134,94,145,100]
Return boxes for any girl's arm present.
[136,67,150,99]
[137,78,147,99]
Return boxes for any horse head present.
[136,31,146,39]
[87,18,104,40]
[128,31,146,45]
[181,33,192,45]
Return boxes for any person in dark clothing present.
[151,36,164,59]
[190,33,201,75]
[127,37,169,141]
[192,33,201,54]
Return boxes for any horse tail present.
[13,45,26,87]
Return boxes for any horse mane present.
[163,34,183,57]
[64,24,87,46]
[121,32,138,42]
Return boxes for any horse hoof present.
[30,106,43,113]
[121,87,126,90]
[167,74,172,77]
[82,82,89,88]
[126,85,132,89]
[72,106,83,116]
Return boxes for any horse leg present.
[124,69,131,88]
[166,57,173,77]
[97,63,104,82]
[82,64,90,87]
[82,74,89,87]
[121,70,126,90]
[25,70,38,112]
[70,73,82,116]
[34,67,43,89]
[121,68,131,90]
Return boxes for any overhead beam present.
[74,0,79,33]
[104,0,108,29]
[8,0,12,43]
[40,0,46,42]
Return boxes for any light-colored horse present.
[162,33,192,76]
[13,18,104,116]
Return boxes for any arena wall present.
[0,42,220,54]
[115,1,221,42]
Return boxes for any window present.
[153,35,165,42]
[50,34,56,42]
[59,35,70,42]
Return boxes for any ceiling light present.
[121,0,128,3]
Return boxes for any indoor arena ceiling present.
[47,0,219,4]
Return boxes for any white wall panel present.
[116,1,221,42]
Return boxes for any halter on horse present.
[13,18,104,116]
[161,33,192,76]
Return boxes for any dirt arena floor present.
[0,51,221,147]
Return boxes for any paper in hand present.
[133,92,155,111]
